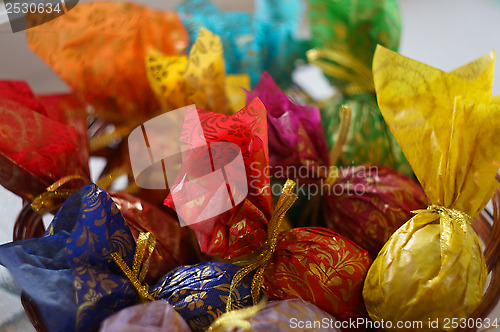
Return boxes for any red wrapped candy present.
[111,192,200,283]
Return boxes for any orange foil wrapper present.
[27,2,189,121]
[262,227,372,322]
[323,166,428,257]
[0,81,89,200]
[111,192,200,283]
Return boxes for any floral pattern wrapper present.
[111,192,200,283]
[247,72,329,183]
[146,27,250,114]
[323,165,428,258]
[164,98,271,259]
[212,299,338,332]
[99,301,190,332]
[363,46,500,330]
[307,0,411,176]
[176,0,304,87]
[150,261,253,332]
[262,227,372,322]
[0,80,89,200]
[27,2,188,122]
[0,184,140,332]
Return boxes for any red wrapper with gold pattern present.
[323,165,428,258]
[111,192,200,283]
[26,2,188,122]
[164,98,272,260]
[0,81,89,200]
[261,227,372,322]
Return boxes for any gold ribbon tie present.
[111,232,156,302]
[225,179,298,312]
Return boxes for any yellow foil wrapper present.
[146,27,250,114]
[363,46,500,331]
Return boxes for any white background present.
[0,0,499,330]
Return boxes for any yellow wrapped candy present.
[146,27,250,114]
[363,46,500,331]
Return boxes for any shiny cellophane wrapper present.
[146,27,250,114]
[150,261,253,332]
[26,2,188,122]
[261,227,372,322]
[99,301,190,332]
[0,184,139,332]
[111,192,200,284]
[213,299,338,332]
[308,0,411,176]
[363,46,500,329]
[176,0,304,87]
[165,98,272,260]
[0,81,89,200]
[247,72,329,183]
[323,165,428,258]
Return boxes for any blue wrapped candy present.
[0,184,139,332]
[176,0,305,87]
[150,261,253,332]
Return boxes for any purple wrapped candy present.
[99,301,190,332]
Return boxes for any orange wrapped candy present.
[27,2,189,121]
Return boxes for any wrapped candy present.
[307,0,411,176]
[363,46,500,330]
[0,80,89,201]
[246,72,329,183]
[0,184,143,332]
[26,2,189,122]
[208,299,338,332]
[323,165,428,258]
[164,99,372,321]
[176,0,305,87]
[145,27,250,114]
[99,301,190,332]
[260,227,371,321]
[164,98,272,259]
[149,261,253,332]
[111,192,200,283]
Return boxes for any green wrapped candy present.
[307,0,412,176]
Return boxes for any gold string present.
[325,105,352,186]
[95,166,129,191]
[307,48,375,96]
[89,125,135,152]
[411,205,472,254]
[111,232,156,302]
[30,175,90,214]
[207,299,267,332]
[225,180,298,312]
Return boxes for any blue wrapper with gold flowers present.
[150,261,253,332]
[0,184,140,332]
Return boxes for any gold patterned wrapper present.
[363,46,500,331]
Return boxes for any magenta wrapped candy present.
[247,72,329,183]
[99,301,190,332]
